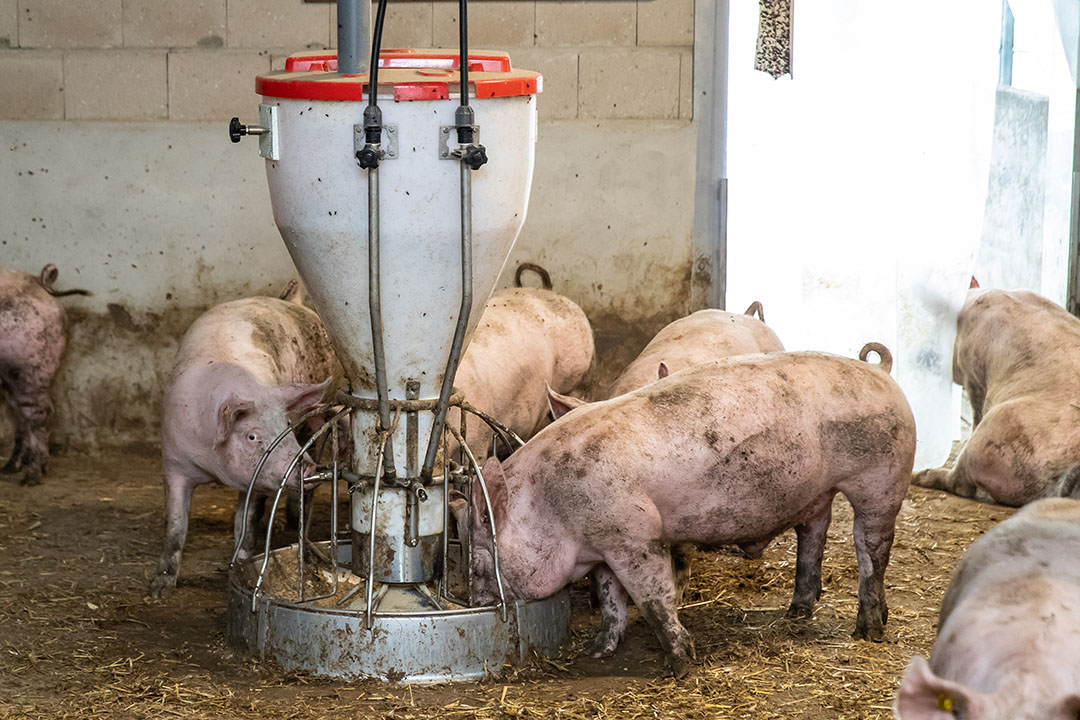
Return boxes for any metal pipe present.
[367,165,397,478]
[461,401,525,449]
[438,425,450,602]
[998,0,1014,87]
[421,160,474,481]
[337,0,372,75]
[298,464,306,601]
[250,412,344,612]
[447,424,507,621]
[364,438,387,629]
[298,421,343,606]
[231,404,336,567]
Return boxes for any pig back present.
[512,351,914,544]
[452,287,594,447]
[171,297,343,389]
[936,498,1080,631]
[476,287,593,391]
[0,266,67,370]
[608,309,784,398]
[954,289,1080,398]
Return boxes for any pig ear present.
[1050,694,1080,720]
[214,396,256,447]
[474,457,509,528]
[658,362,669,380]
[277,377,332,414]
[547,384,587,420]
[894,656,980,719]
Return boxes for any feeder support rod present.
[337,0,371,75]
[421,158,474,481]
[367,164,397,478]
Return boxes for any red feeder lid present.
[256,49,542,102]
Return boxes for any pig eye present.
[247,433,259,442]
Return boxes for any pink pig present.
[606,302,784,399]
[455,346,914,677]
[151,296,342,597]
[913,289,1080,505]
[447,285,593,460]
[895,498,1080,719]
[0,264,90,485]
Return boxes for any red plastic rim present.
[257,49,541,102]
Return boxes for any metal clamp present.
[355,124,397,160]
[229,104,280,161]
[439,125,479,160]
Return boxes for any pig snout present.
[300,459,322,491]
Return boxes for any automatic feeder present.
[225,0,569,683]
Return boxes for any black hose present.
[458,0,469,108]
[367,0,390,111]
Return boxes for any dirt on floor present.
[0,451,1011,719]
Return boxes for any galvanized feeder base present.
[227,542,570,683]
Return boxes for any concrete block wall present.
[0,0,699,451]
[0,0,694,123]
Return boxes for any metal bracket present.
[354,124,398,160]
[258,104,280,161]
[439,125,479,160]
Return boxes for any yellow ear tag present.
[937,692,953,712]
[223,405,230,416]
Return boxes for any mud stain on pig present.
[646,384,702,411]
[710,429,805,509]
[244,316,283,370]
[820,413,901,460]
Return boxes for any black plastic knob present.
[356,146,381,169]
[228,117,248,143]
[462,144,488,171]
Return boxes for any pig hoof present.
[149,573,177,598]
[853,622,885,643]
[664,652,693,679]
[911,469,943,489]
[19,471,42,486]
[585,634,621,659]
[786,602,813,619]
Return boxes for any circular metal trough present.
[227,541,570,683]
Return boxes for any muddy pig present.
[895,498,1080,719]
[913,289,1080,506]
[0,264,90,485]
[544,301,785,599]
[446,265,593,461]
[607,301,784,399]
[547,302,784,420]
[454,345,915,677]
[151,296,343,597]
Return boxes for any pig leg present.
[151,467,200,597]
[788,493,834,617]
[604,540,695,678]
[912,443,1011,505]
[850,508,896,641]
[965,382,985,427]
[587,564,629,658]
[671,543,693,606]
[11,381,53,485]
[911,463,983,500]
[0,382,24,474]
